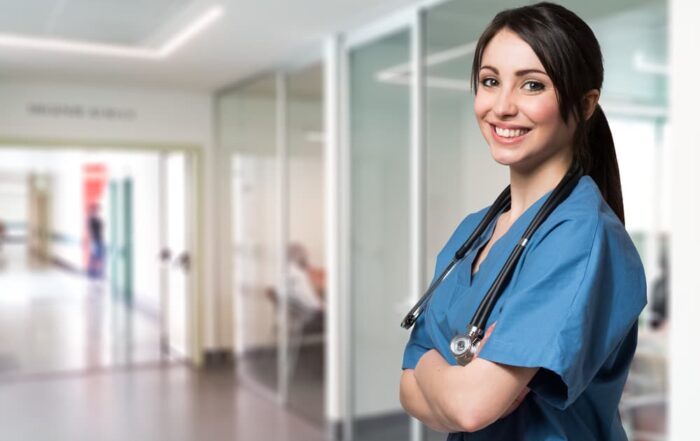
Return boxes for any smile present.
[490,124,531,143]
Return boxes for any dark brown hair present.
[471,2,625,224]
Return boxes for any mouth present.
[489,124,531,144]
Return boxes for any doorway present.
[0,145,201,379]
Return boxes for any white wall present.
[670,1,700,439]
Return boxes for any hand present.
[474,321,531,419]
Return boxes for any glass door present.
[285,62,326,425]
[348,28,412,441]
[228,75,281,395]
[159,151,191,358]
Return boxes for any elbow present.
[398,371,416,417]
[454,415,487,433]
[442,396,492,433]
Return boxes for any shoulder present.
[527,175,646,293]
[533,175,634,249]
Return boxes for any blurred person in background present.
[0,218,5,252]
[399,3,646,440]
[649,234,669,331]
[266,243,325,326]
[286,242,324,320]
[87,203,105,279]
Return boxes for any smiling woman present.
[400,2,646,440]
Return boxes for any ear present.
[582,89,600,121]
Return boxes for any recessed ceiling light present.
[0,5,224,59]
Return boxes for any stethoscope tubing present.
[470,166,582,330]
[401,164,583,338]
[399,186,511,329]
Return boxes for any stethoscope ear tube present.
[400,186,512,329]
[471,164,583,329]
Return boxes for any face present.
[473,28,576,172]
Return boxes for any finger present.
[475,322,497,358]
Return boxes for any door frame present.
[0,137,205,366]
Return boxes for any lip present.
[489,123,531,144]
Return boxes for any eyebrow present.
[479,65,548,76]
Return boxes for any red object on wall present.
[83,163,107,268]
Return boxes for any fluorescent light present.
[376,41,476,91]
[0,5,224,59]
[0,34,155,58]
[634,51,669,76]
[158,5,224,56]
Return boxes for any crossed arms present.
[399,336,537,433]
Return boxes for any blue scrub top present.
[402,176,647,441]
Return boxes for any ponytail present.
[575,104,625,224]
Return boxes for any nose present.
[493,87,517,118]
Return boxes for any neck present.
[505,151,573,223]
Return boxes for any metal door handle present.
[172,252,191,272]
[159,248,172,262]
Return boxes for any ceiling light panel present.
[0,0,194,46]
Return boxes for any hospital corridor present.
[0,0,695,440]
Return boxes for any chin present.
[488,145,525,167]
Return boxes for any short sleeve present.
[402,309,432,369]
[476,214,647,409]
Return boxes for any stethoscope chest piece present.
[450,324,482,366]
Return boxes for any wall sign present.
[27,103,137,121]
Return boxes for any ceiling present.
[0,0,420,91]
[0,0,667,96]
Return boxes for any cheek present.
[473,92,490,120]
[520,96,560,125]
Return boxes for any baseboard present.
[326,420,343,441]
[203,349,234,368]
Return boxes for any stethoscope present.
[400,164,584,366]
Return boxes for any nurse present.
[399,2,647,440]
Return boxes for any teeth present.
[495,126,528,138]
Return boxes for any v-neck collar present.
[459,187,554,289]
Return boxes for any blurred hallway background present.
[0,0,695,440]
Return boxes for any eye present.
[523,80,545,92]
[480,77,498,88]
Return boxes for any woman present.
[399,3,646,440]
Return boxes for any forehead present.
[480,28,546,73]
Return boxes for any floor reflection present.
[0,243,172,379]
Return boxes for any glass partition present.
[224,75,281,395]
[285,62,326,426]
[348,28,412,440]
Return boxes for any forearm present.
[400,370,454,433]
[414,349,536,432]
[414,351,471,431]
